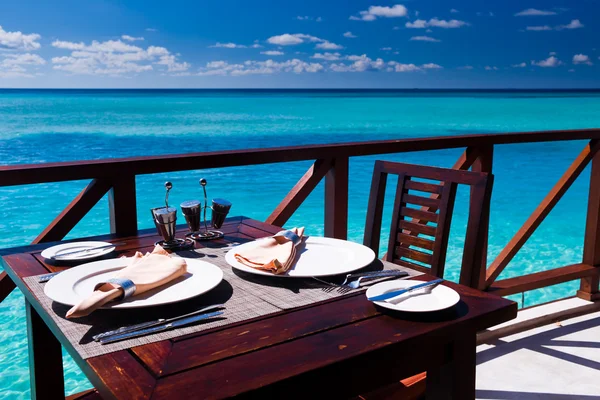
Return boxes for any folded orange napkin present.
[66,245,187,319]
[234,227,305,275]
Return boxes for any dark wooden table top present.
[2,217,517,400]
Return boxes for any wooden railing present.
[1,129,600,305]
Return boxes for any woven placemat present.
[24,241,422,359]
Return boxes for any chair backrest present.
[363,160,493,289]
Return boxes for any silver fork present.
[313,270,408,293]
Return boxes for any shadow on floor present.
[478,315,600,371]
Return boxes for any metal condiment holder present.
[151,181,194,250]
[183,178,232,241]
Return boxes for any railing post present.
[578,148,600,301]
[324,157,348,239]
[471,146,493,289]
[108,175,138,237]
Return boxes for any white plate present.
[366,280,460,312]
[44,258,223,309]
[41,241,116,262]
[225,236,376,278]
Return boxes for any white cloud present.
[381,47,392,51]
[531,55,561,67]
[410,36,440,42]
[352,4,408,21]
[146,28,158,32]
[0,53,46,78]
[297,16,322,22]
[52,39,143,53]
[550,51,557,55]
[428,18,469,28]
[526,25,552,31]
[389,61,421,72]
[331,55,387,72]
[406,19,427,28]
[267,33,322,46]
[406,18,468,29]
[122,35,144,42]
[51,38,189,75]
[315,41,343,50]
[450,9,459,13]
[573,54,592,65]
[558,19,584,30]
[515,8,557,16]
[330,55,440,73]
[485,66,498,70]
[0,25,41,51]
[343,31,357,38]
[209,42,247,49]
[511,62,527,68]
[1,53,45,67]
[197,58,324,76]
[458,65,474,70]
[261,50,284,56]
[393,26,400,30]
[311,52,341,61]
[526,19,584,31]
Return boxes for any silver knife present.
[93,304,226,342]
[38,272,61,283]
[99,311,225,344]
[51,242,125,260]
[346,270,408,280]
[367,279,444,302]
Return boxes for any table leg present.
[26,300,65,400]
[425,332,476,400]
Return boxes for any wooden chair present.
[364,160,493,292]
[360,161,493,400]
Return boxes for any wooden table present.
[2,217,517,400]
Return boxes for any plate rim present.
[40,241,116,261]
[365,279,460,312]
[225,236,376,278]
[43,257,224,309]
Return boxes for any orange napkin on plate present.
[66,245,187,319]
[234,227,305,275]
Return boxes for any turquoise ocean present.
[1,89,600,398]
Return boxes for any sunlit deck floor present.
[476,298,600,400]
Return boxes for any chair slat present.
[402,193,440,209]
[405,180,443,194]
[393,258,431,274]
[398,220,437,237]
[397,232,435,251]
[396,247,433,265]
[401,207,439,223]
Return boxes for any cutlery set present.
[367,279,444,302]
[50,242,126,260]
[93,304,226,344]
[313,269,409,293]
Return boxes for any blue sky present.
[0,0,598,88]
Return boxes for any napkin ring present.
[274,230,302,246]
[95,278,136,300]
